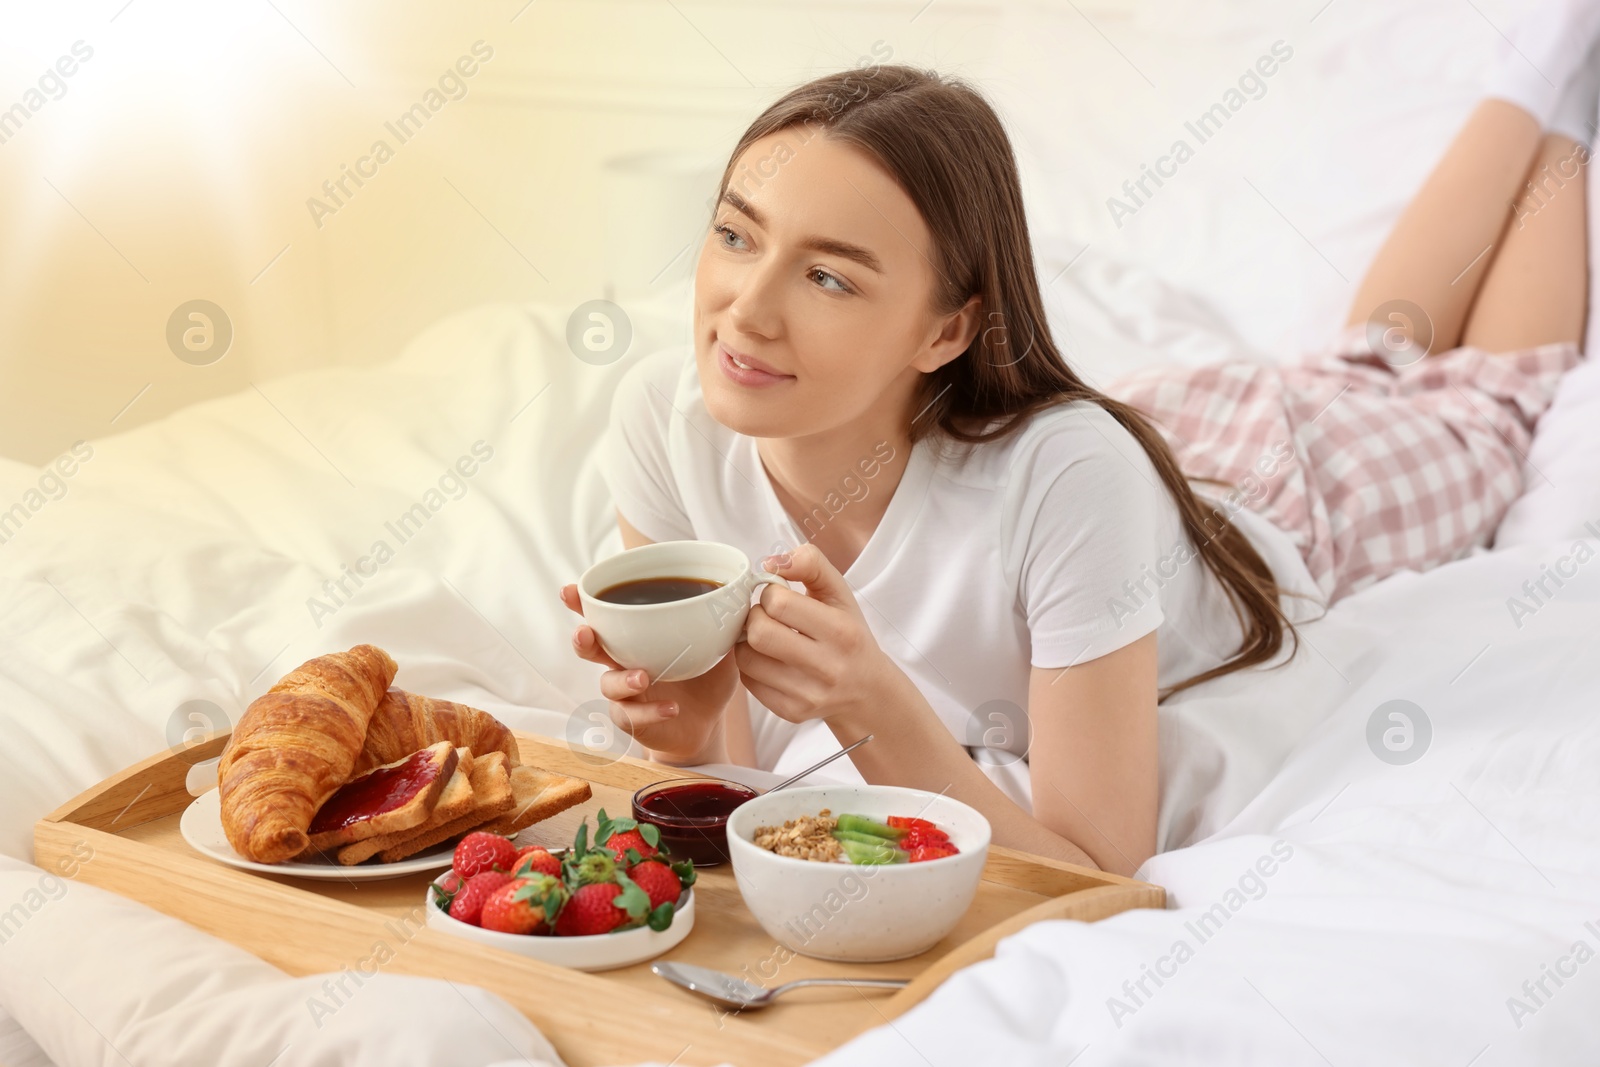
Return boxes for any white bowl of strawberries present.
[425,811,697,972]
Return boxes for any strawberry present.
[453,832,518,879]
[627,860,683,911]
[886,816,941,834]
[594,808,663,865]
[899,827,950,850]
[603,828,659,864]
[907,842,959,862]
[554,882,629,936]
[512,846,561,878]
[448,870,512,925]
[481,875,567,935]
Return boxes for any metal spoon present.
[764,734,873,793]
[651,961,907,1010]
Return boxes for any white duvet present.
[4,0,1600,1063]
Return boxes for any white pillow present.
[0,856,562,1067]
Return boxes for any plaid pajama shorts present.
[1107,325,1582,603]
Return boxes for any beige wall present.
[0,0,996,464]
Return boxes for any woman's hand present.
[560,583,739,763]
[734,544,900,729]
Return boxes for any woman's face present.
[693,125,975,442]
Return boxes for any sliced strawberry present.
[899,827,950,850]
[886,816,941,834]
[907,843,959,862]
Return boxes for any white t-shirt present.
[595,345,1322,809]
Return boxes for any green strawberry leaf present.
[670,859,697,887]
[595,808,639,845]
[572,820,589,861]
[638,822,661,848]
[612,870,651,920]
[622,847,643,867]
[646,901,675,932]
[430,882,456,912]
[509,877,568,920]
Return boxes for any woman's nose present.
[726,260,784,340]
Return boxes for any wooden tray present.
[36,731,1165,1066]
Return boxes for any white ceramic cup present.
[576,540,790,683]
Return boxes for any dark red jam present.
[309,748,443,834]
[632,780,758,867]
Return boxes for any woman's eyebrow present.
[720,190,885,274]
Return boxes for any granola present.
[751,807,845,862]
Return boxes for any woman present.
[560,17,1593,875]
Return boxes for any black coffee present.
[596,576,723,605]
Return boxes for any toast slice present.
[335,748,477,866]
[375,751,516,863]
[305,741,457,851]
[477,765,593,836]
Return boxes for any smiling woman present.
[561,64,1305,876]
[570,50,1588,877]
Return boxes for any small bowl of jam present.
[631,777,760,867]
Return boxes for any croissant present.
[217,644,398,863]
[353,688,520,774]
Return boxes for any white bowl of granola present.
[725,784,990,962]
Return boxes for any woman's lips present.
[717,341,794,388]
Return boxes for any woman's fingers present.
[564,589,635,676]
[571,623,625,671]
[562,581,685,739]
[732,637,815,707]
[741,603,822,668]
[753,583,845,644]
[598,664,654,702]
[608,698,679,735]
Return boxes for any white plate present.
[426,873,696,971]
[179,788,456,881]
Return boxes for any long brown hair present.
[717,64,1296,695]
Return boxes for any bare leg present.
[1461,134,1589,351]
[1345,100,1543,353]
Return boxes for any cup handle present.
[736,571,790,643]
